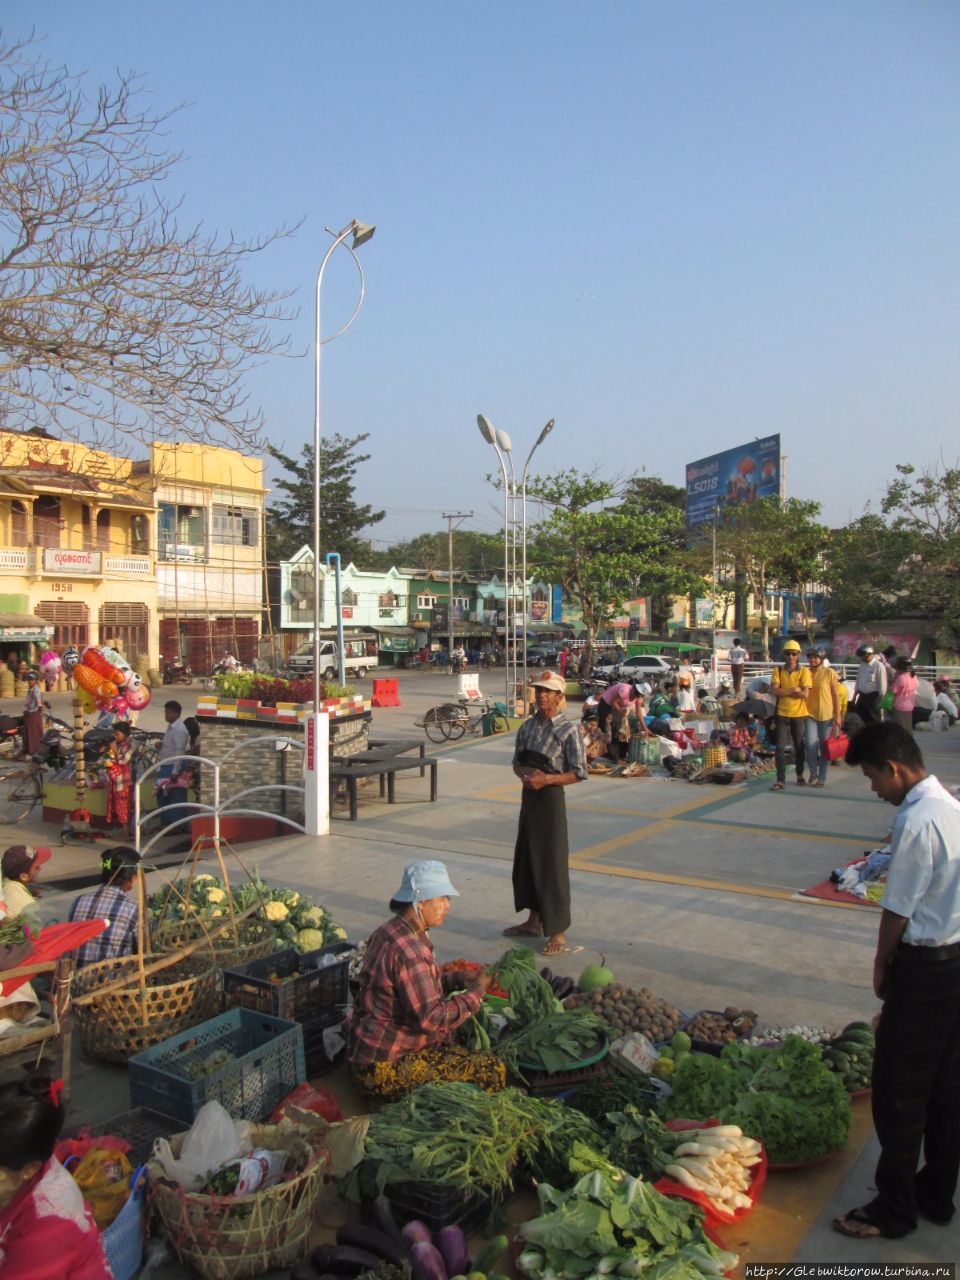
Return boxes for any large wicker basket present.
[71,953,220,1062]
[148,1124,325,1280]
[152,917,275,971]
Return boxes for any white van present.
[287,638,374,680]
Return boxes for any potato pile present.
[564,983,683,1043]
[686,1006,758,1045]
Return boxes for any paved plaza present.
[5,672,960,1270]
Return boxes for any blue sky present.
[9,2,960,548]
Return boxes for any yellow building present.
[0,432,266,671]
[0,431,156,663]
[135,444,265,670]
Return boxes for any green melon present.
[578,956,615,992]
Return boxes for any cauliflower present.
[206,888,226,904]
[297,905,324,928]
[211,909,223,918]
[297,928,326,952]
[285,891,300,906]
[326,924,347,941]
[194,874,216,883]
[264,900,289,922]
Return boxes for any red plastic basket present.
[653,1118,767,1227]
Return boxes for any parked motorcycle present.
[162,658,193,685]
[0,713,24,759]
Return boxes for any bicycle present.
[0,714,71,822]
[415,698,509,742]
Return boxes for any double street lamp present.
[476,414,555,711]
[312,219,375,711]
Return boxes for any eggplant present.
[539,966,554,982]
[410,1240,448,1280]
[290,1264,319,1280]
[336,1224,410,1267]
[400,1221,433,1249]
[436,1227,469,1279]
[311,1245,382,1276]
[372,1195,406,1248]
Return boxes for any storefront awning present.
[0,612,54,643]
[376,625,420,652]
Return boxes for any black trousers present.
[774,715,806,783]
[870,946,960,1235]
[597,700,627,760]
[854,690,882,724]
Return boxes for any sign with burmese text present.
[685,435,781,534]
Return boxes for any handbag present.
[823,727,849,762]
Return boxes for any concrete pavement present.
[5,673,960,1270]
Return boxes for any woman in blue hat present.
[344,860,505,1099]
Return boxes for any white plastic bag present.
[656,735,682,761]
[929,709,949,732]
[153,1100,252,1190]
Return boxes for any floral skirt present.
[355,1043,505,1100]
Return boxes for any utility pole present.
[443,512,472,665]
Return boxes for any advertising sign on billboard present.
[685,435,781,533]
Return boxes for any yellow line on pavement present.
[674,817,868,846]
[567,858,799,900]
[571,821,675,863]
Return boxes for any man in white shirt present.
[853,645,888,724]
[155,700,191,838]
[934,679,958,725]
[728,639,748,695]
[835,723,960,1241]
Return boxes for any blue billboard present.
[685,434,781,534]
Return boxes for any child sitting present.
[727,711,761,762]
[0,1074,111,1278]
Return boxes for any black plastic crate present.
[221,942,354,1021]
[62,1107,188,1168]
[366,1180,496,1235]
[302,1005,347,1077]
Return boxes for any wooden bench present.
[329,754,438,821]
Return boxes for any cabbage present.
[298,927,326,952]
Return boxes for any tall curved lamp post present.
[477,414,555,712]
[313,219,375,712]
[477,415,511,710]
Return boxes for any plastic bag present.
[152,1100,252,1190]
[656,735,682,761]
[270,1082,342,1125]
[68,1147,133,1230]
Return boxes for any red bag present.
[270,1082,342,1124]
[823,727,849,762]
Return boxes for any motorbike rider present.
[451,643,467,671]
[219,650,238,673]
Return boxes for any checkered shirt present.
[68,885,139,967]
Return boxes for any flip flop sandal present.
[542,942,585,957]
[832,1205,904,1240]
[770,782,785,791]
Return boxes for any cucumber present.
[839,1029,875,1047]
[822,1049,849,1072]
[473,1236,509,1275]
[842,1021,873,1035]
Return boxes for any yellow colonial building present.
[0,431,266,672]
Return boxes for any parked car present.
[594,654,676,683]
[524,645,563,668]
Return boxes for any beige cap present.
[529,670,565,693]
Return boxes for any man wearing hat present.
[1,846,51,919]
[344,860,502,1098]
[22,669,44,757]
[505,670,588,956]
[854,645,888,725]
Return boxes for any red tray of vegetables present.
[440,959,509,1000]
[653,1118,767,1228]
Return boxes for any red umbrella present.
[1,919,107,997]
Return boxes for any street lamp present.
[477,415,511,710]
[476,414,555,713]
[313,219,375,712]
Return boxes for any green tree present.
[713,497,825,657]
[822,514,913,627]
[266,434,385,565]
[880,462,960,649]
[620,475,691,631]
[527,469,703,665]
[371,529,505,574]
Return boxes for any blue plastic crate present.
[128,1008,306,1125]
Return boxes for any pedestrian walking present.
[503,671,588,957]
[769,639,812,791]
[22,670,43,758]
[803,648,841,787]
[728,638,748,696]
[853,645,888,724]
[890,657,918,736]
[835,722,960,1241]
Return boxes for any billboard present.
[685,434,781,533]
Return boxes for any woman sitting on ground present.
[344,860,504,1100]
[0,1074,111,1278]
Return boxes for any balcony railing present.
[105,555,151,576]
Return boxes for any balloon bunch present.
[65,645,151,716]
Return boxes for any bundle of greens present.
[489,946,559,1021]
[516,1144,738,1280]
[566,1072,662,1127]
[662,1034,851,1164]
[0,917,29,947]
[338,1082,549,1201]
[497,1008,611,1079]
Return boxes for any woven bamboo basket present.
[148,1125,325,1280]
[71,953,220,1062]
[152,917,275,971]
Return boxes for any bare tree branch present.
[0,32,299,451]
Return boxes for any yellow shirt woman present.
[807,665,840,723]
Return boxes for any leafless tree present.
[0,33,298,452]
